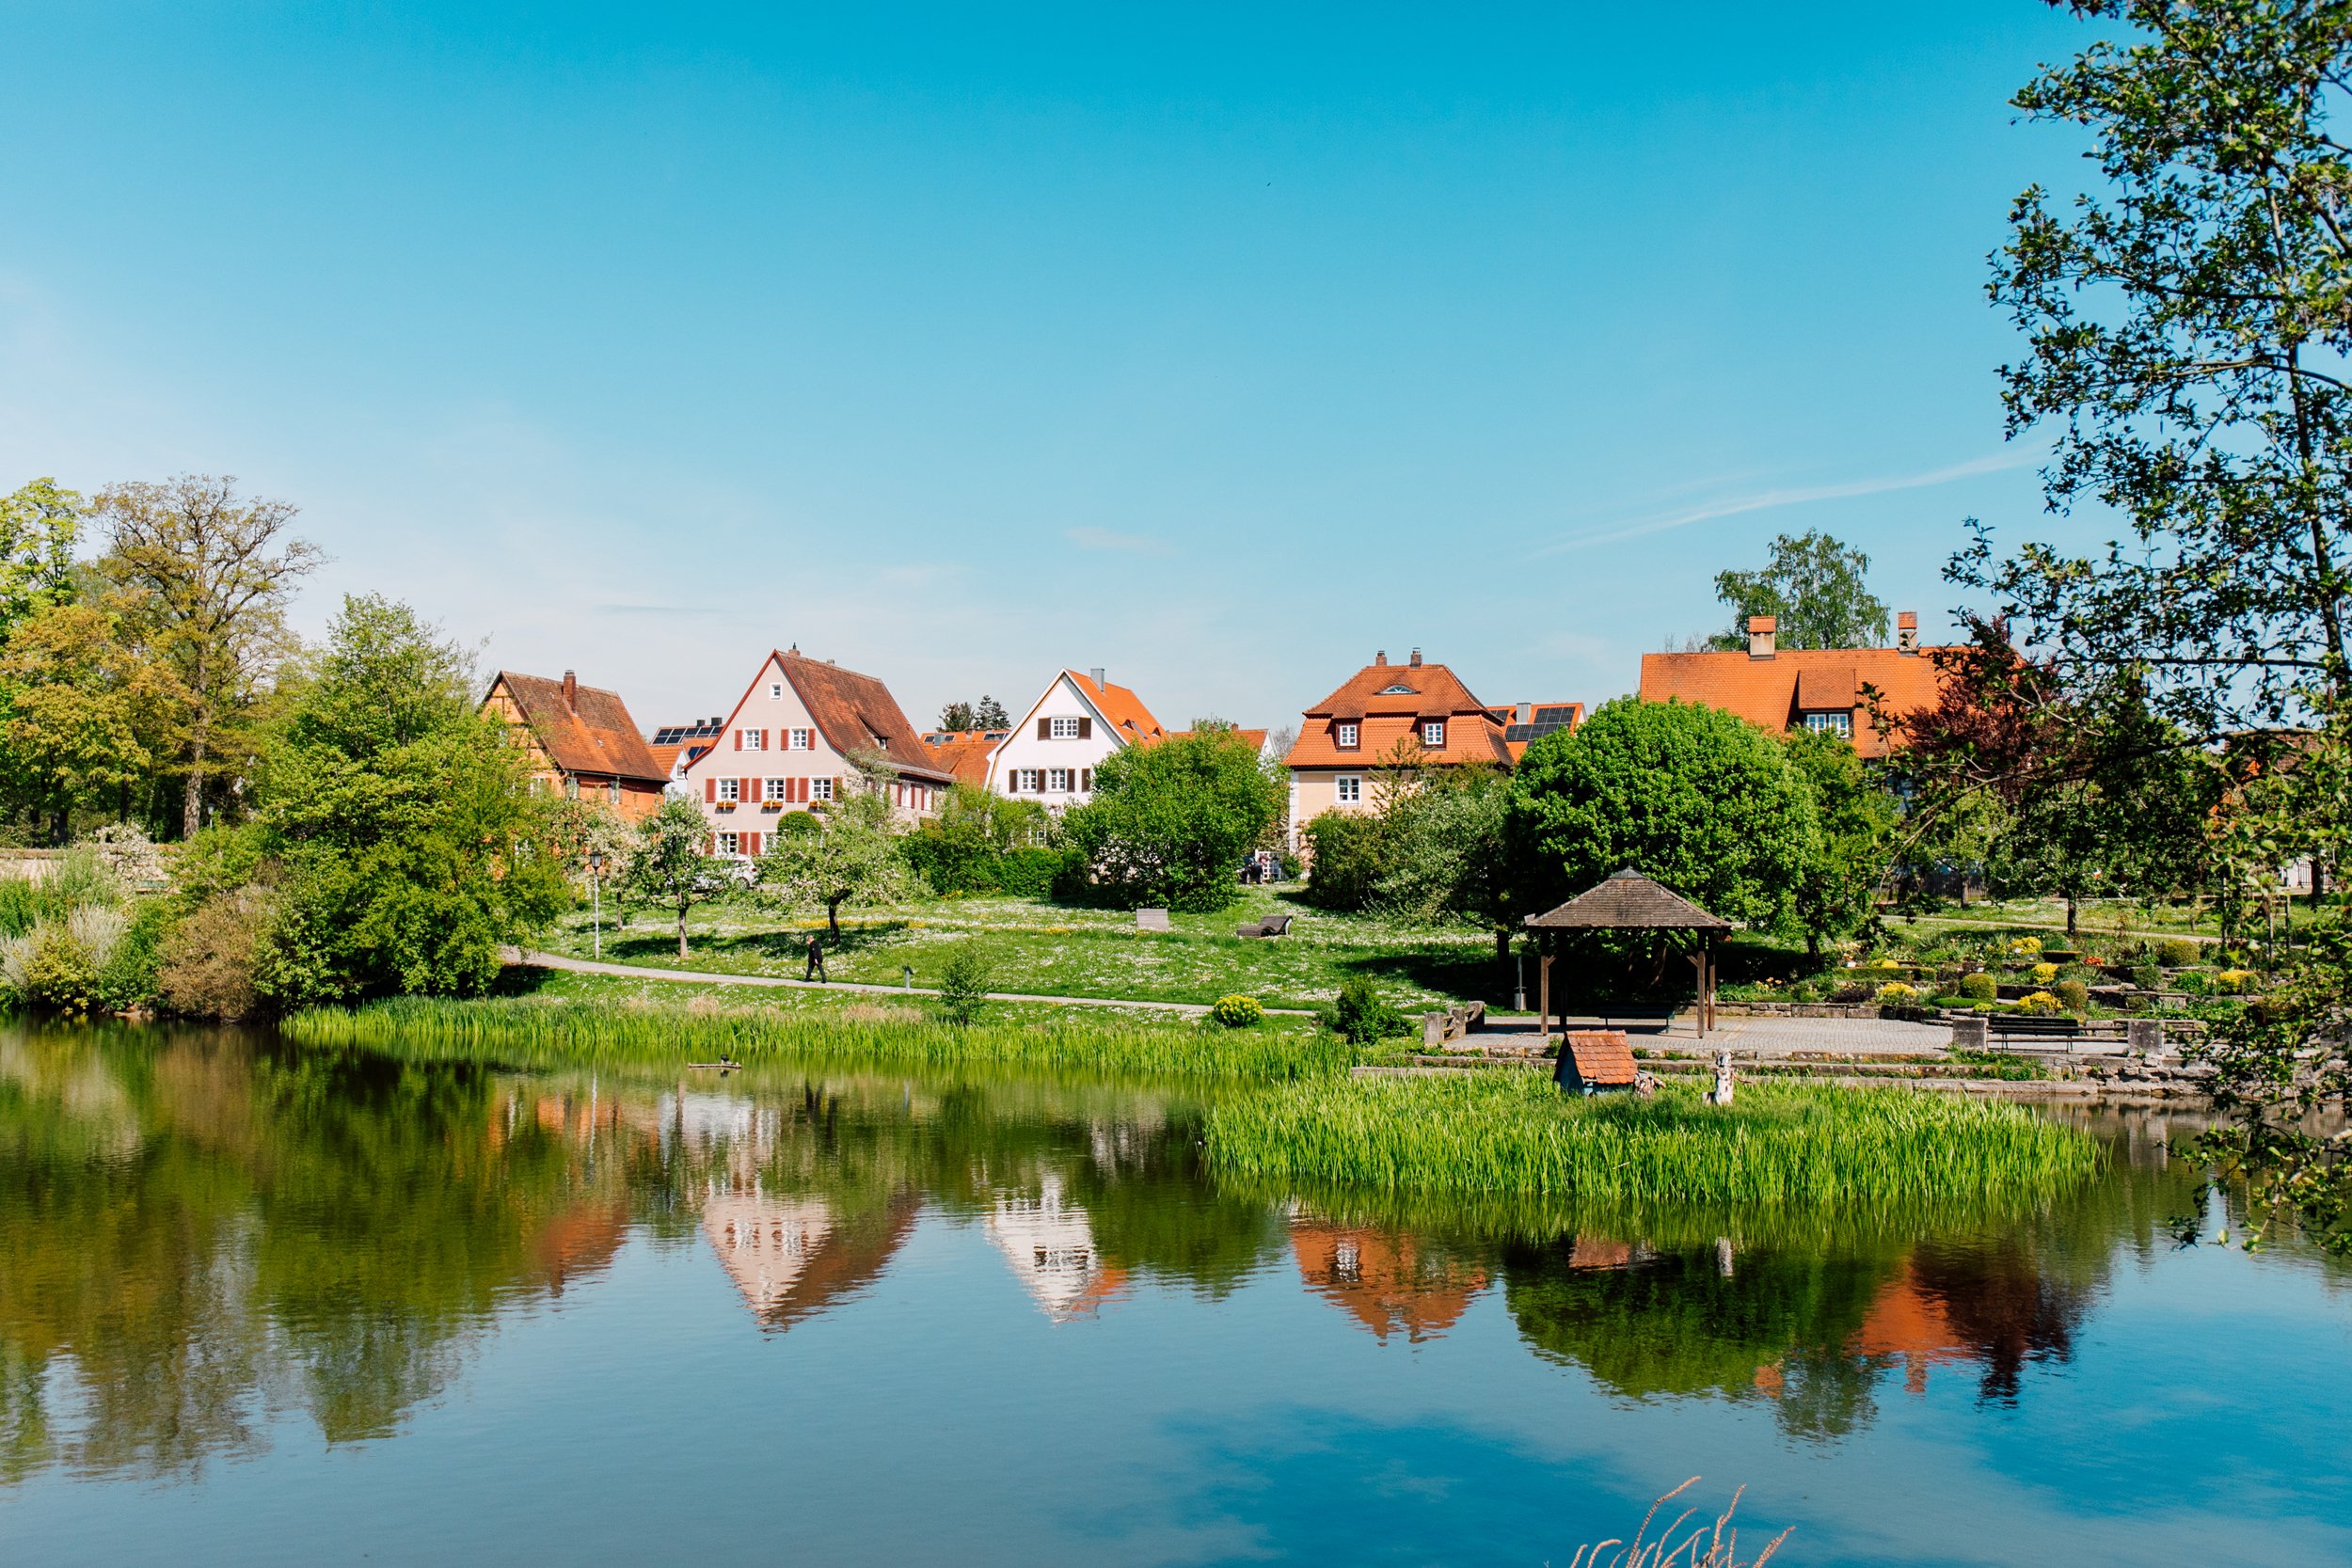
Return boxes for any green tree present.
[1966,1,2352,736]
[1509,698,1818,927]
[0,479,84,637]
[935,696,1009,732]
[1378,767,1521,961]
[1707,531,1891,652]
[95,475,321,838]
[622,795,732,958]
[1299,807,1391,911]
[1056,721,1284,911]
[755,771,915,939]
[250,594,566,1006]
[901,784,1054,895]
[0,601,177,842]
[1782,726,1898,961]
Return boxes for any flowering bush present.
[1871,958,1902,972]
[2009,936,2043,957]
[1211,993,1265,1028]
[2031,961,2060,985]
[2019,990,2064,1015]
[1875,981,1921,1006]
[1958,972,1998,1003]
[2214,968,2255,994]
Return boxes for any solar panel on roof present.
[1534,705,1578,725]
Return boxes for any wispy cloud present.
[1535,451,2041,556]
[1065,525,1174,556]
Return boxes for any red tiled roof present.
[488,672,668,785]
[1637,645,1950,759]
[1286,657,1511,768]
[773,652,956,784]
[1561,1030,1638,1086]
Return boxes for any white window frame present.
[769,682,784,701]
[1804,712,1853,738]
[716,831,740,856]
[717,777,740,803]
[811,777,834,802]
[1047,768,1072,793]
[1336,776,1362,804]
[788,728,813,751]
[1422,721,1445,748]
[1049,716,1082,740]
[743,729,767,752]
[1335,721,1359,749]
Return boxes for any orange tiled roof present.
[1637,645,1949,759]
[489,672,669,785]
[1065,670,1167,744]
[770,651,957,784]
[1285,656,1511,768]
[917,729,1001,787]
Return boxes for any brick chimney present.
[562,670,578,710]
[1375,649,1387,666]
[1746,616,1777,660]
[1897,610,1919,654]
[1408,647,1422,667]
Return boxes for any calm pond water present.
[2,1022,2348,1567]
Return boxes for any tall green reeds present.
[1207,1072,2099,1212]
[283,994,1351,1082]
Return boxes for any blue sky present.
[0,2,2098,733]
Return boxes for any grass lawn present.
[540,884,1520,1012]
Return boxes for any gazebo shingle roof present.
[1524,868,1732,931]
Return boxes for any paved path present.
[512,950,1317,1016]
[1480,1009,1953,1055]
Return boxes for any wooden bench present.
[1987,1016,2083,1040]
[1234,913,1295,939]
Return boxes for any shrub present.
[157,891,270,1019]
[1210,994,1265,1029]
[96,899,173,1012]
[2019,990,2064,1015]
[2008,936,2042,957]
[1958,972,1998,1003]
[1299,810,1390,911]
[2214,968,2256,994]
[1875,981,1921,1006]
[2055,979,2090,1013]
[2030,961,2060,985]
[2155,938,2198,968]
[936,943,993,1026]
[1871,957,1902,972]
[1324,977,1406,1044]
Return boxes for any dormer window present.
[1377,684,1418,695]
[1422,721,1445,748]
[1804,712,1853,738]
[1335,721,1359,750]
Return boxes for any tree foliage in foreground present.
[621,795,732,959]
[251,594,565,1006]
[757,765,916,939]
[1508,697,1819,929]
[1968,0,2352,736]
[1057,722,1283,911]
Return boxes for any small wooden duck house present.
[1555,1030,1638,1096]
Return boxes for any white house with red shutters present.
[983,668,1168,808]
[677,647,955,861]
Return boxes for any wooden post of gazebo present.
[1523,869,1732,1044]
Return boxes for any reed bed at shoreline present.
[1206,1073,2100,1210]
[281,995,1351,1081]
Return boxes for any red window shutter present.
[733,730,742,751]
[795,777,807,803]
[704,833,715,855]
[705,776,716,803]
[746,832,762,857]
[758,729,770,749]
[746,777,762,802]
[1038,717,1051,740]
[1077,717,1092,739]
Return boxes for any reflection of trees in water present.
[1496,1140,2207,1439]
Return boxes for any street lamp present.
[587,849,605,961]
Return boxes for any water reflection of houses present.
[986,1172,1128,1322]
[1289,1219,1496,1343]
[702,1189,919,1332]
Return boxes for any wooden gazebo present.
[1522,868,1734,1040]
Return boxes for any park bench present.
[1235,914,1295,939]
[1986,1015,2083,1040]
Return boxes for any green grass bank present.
[1206,1072,2100,1212]
[282,994,1350,1081]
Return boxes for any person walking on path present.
[803,933,828,983]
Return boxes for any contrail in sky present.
[1536,450,2041,556]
